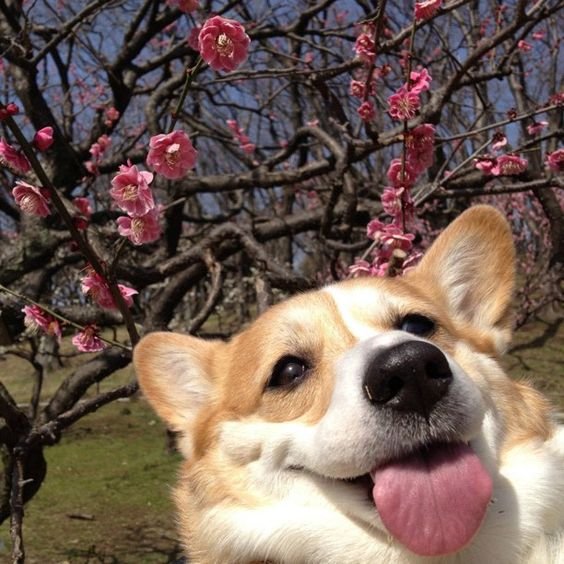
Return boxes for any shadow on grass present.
[509,316,563,354]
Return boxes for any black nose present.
[363,341,452,417]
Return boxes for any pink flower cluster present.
[354,26,376,64]
[351,22,383,123]
[474,154,528,176]
[226,119,256,154]
[349,123,436,278]
[81,267,137,310]
[104,106,120,127]
[23,305,62,340]
[86,134,112,175]
[388,68,431,121]
[111,161,161,245]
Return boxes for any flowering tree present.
[0,0,562,559]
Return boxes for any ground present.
[0,313,562,563]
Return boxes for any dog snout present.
[363,341,452,417]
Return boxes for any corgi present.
[134,205,564,563]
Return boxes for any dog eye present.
[399,314,436,336]
[267,356,309,389]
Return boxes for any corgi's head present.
[134,205,555,562]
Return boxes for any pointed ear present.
[411,205,515,349]
[133,332,221,434]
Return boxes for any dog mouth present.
[344,442,493,557]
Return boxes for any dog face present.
[134,206,564,563]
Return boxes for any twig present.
[9,454,25,564]
[0,109,139,346]
[0,283,130,351]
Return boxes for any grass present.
[0,402,182,563]
[503,314,564,410]
[0,313,561,562]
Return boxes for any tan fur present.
[134,205,562,563]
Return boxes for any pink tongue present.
[372,443,492,557]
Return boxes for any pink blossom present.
[241,142,256,154]
[491,132,507,151]
[226,119,239,134]
[517,40,532,52]
[12,181,51,217]
[532,30,546,41]
[0,139,30,174]
[367,218,387,241]
[0,102,19,120]
[409,68,432,94]
[350,77,375,99]
[73,197,92,218]
[72,325,107,352]
[405,123,435,172]
[545,149,564,173]
[89,134,111,160]
[146,130,197,179]
[527,121,548,135]
[335,10,348,25]
[381,186,404,218]
[110,162,155,215]
[104,106,120,126]
[370,260,390,277]
[348,259,372,277]
[85,161,98,176]
[357,101,376,122]
[72,196,92,230]
[350,80,365,98]
[474,156,496,175]
[380,225,415,254]
[167,0,198,12]
[354,33,375,63]
[81,268,137,309]
[117,208,161,245]
[403,251,423,272]
[549,92,564,106]
[491,154,528,176]
[226,119,256,154]
[198,16,250,72]
[22,305,62,340]
[388,86,420,121]
[188,26,202,51]
[386,158,417,187]
[33,126,54,151]
[414,0,441,21]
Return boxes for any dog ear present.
[133,332,220,434]
[412,205,515,348]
